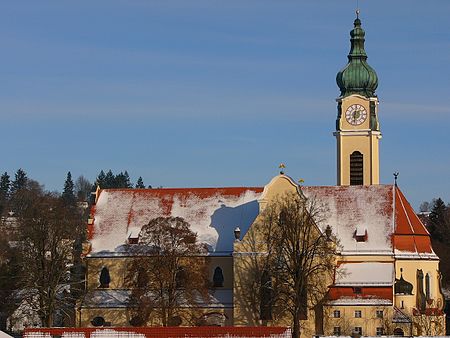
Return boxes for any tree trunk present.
[292,311,300,338]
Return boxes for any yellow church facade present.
[77,13,446,336]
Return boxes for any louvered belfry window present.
[350,151,363,185]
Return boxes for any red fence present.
[23,326,291,338]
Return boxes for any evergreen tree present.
[10,168,27,196]
[96,170,106,188]
[123,171,132,188]
[0,172,10,199]
[0,172,10,215]
[104,170,115,189]
[62,172,76,206]
[115,171,132,188]
[429,198,449,242]
[135,177,145,189]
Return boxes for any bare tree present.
[14,187,82,327]
[126,217,209,326]
[74,175,91,202]
[237,192,338,338]
[413,312,445,336]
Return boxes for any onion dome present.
[394,268,413,295]
[336,12,378,98]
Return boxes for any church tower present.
[334,12,381,186]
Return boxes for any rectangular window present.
[376,327,384,336]
[354,310,362,318]
[333,326,341,336]
[376,310,383,318]
[333,310,341,318]
[354,327,363,335]
[353,287,362,294]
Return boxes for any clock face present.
[345,104,367,126]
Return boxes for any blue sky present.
[1,1,449,209]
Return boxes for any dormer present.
[354,225,367,242]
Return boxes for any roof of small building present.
[335,262,393,286]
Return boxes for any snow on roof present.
[0,331,13,338]
[327,298,393,306]
[81,289,130,308]
[302,185,394,254]
[89,184,433,257]
[393,307,412,323]
[81,289,233,309]
[335,262,394,286]
[89,187,262,253]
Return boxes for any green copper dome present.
[394,269,413,295]
[336,14,378,98]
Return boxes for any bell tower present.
[334,12,381,186]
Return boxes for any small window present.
[333,326,341,336]
[333,310,341,318]
[376,327,384,336]
[354,287,362,294]
[354,327,363,335]
[213,267,224,287]
[354,310,362,318]
[376,310,383,318]
[91,316,105,327]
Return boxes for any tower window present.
[350,151,364,185]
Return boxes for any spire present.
[336,12,378,98]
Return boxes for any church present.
[77,13,446,336]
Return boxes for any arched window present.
[137,267,148,288]
[176,266,187,288]
[260,270,273,321]
[99,267,110,288]
[425,273,431,300]
[350,151,363,185]
[393,328,404,336]
[213,267,224,287]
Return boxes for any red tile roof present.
[87,184,434,256]
[393,187,433,254]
